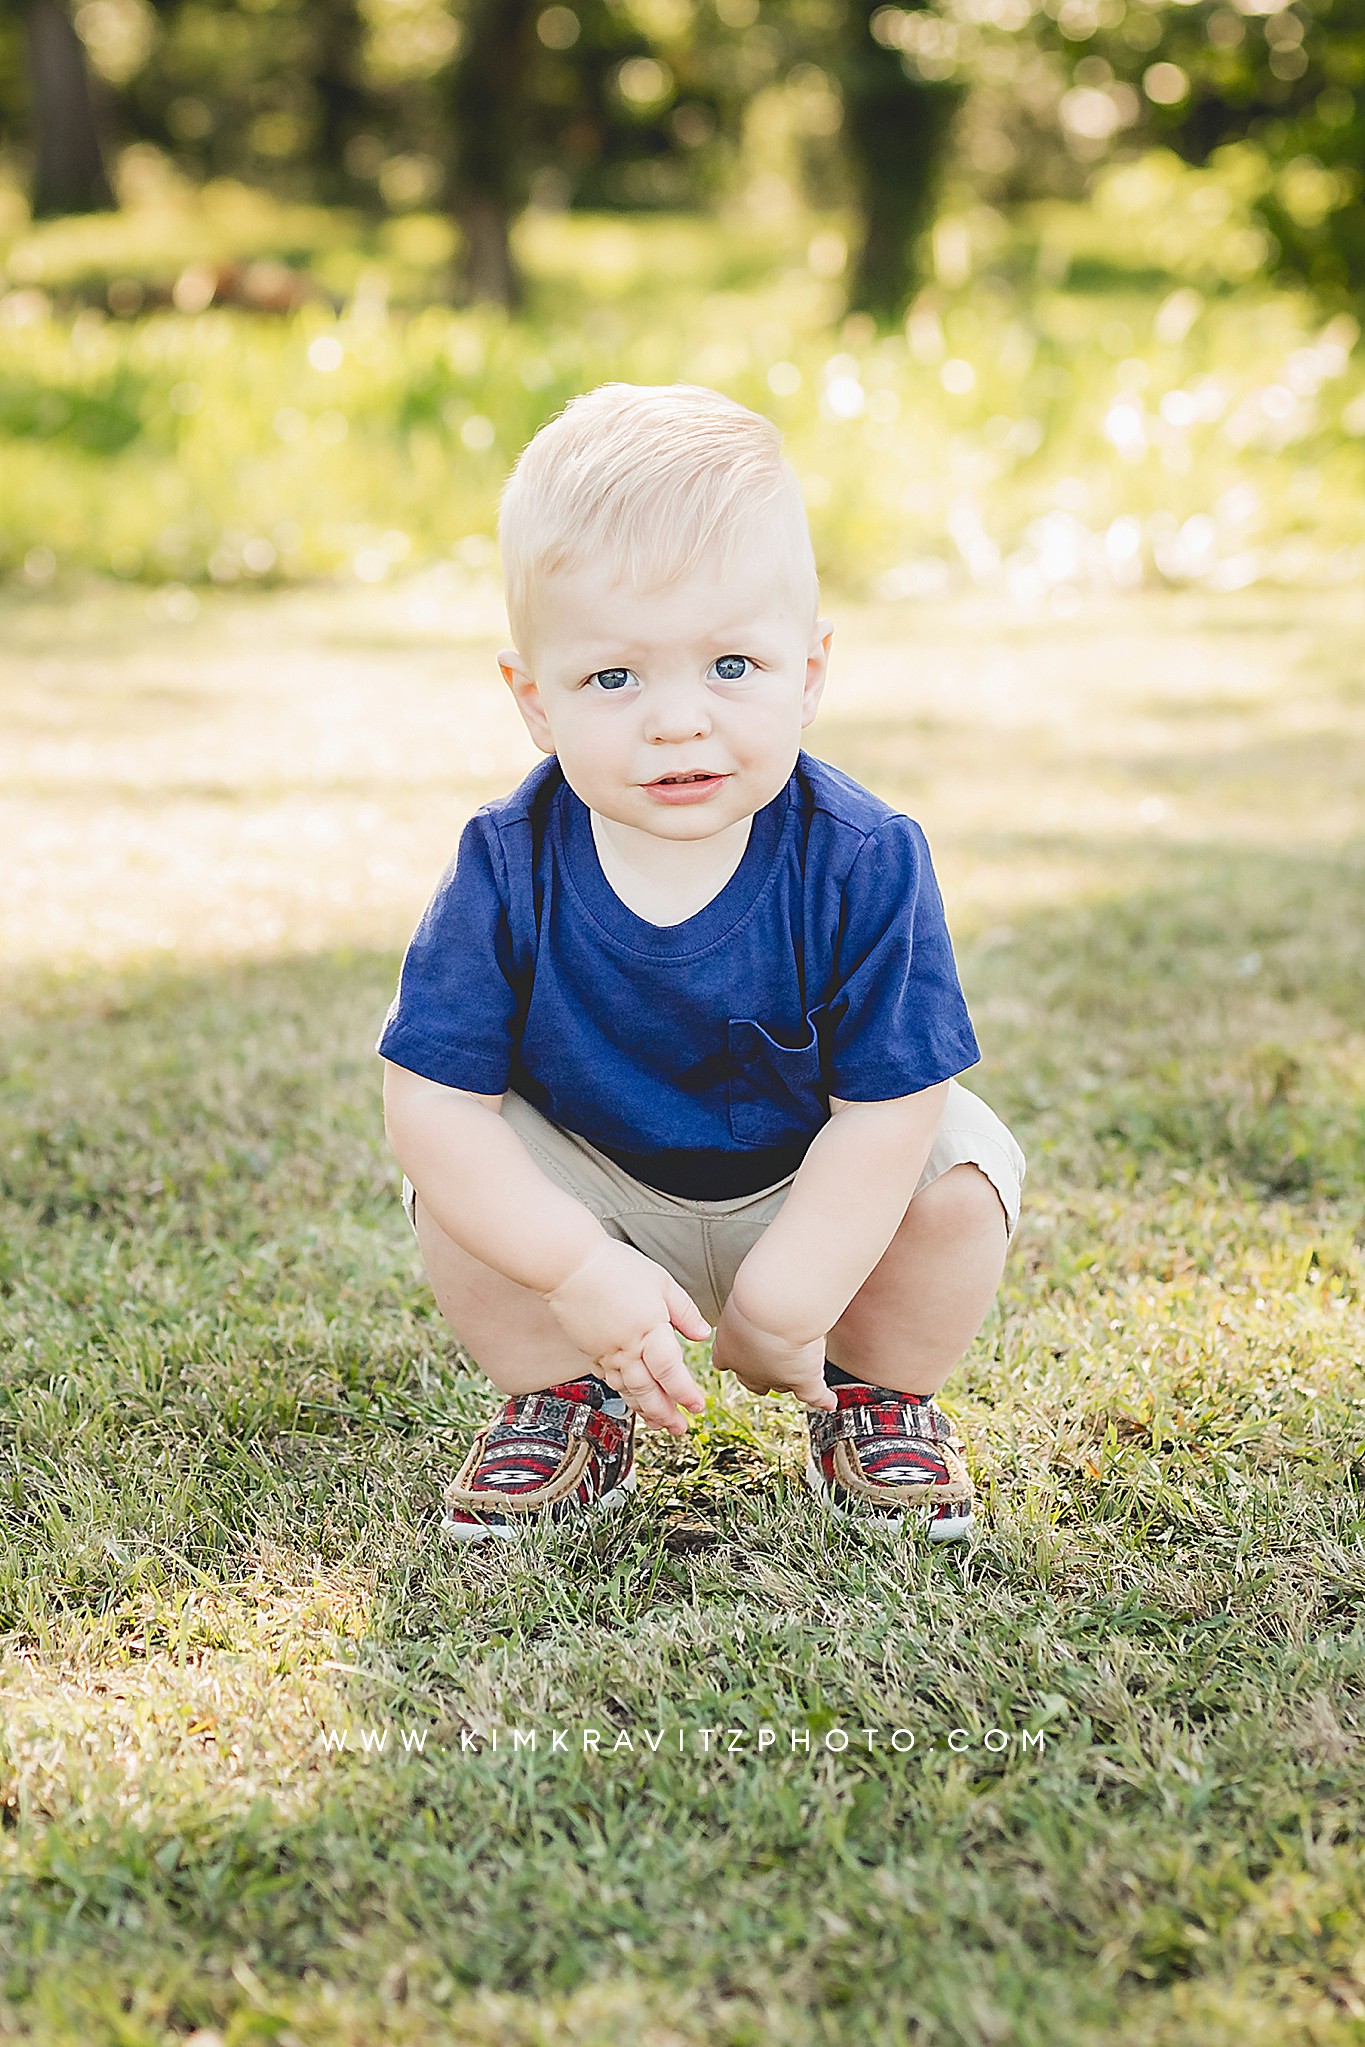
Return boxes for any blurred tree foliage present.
[0,2,808,288]
[1069,0,1365,303]
[873,0,1364,302]
[0,0,1360,307]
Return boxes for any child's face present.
[499,547,831,842]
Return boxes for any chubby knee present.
[909,1161,1008,1239]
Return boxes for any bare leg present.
[824,1164,1008,1398]
[414,1197,601,1397]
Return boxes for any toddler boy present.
[379,383,1024,1545]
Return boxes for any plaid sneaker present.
[441,1376,636,1545]
[804,1381,976,1542]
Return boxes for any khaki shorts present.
[402,1079,1025,1328]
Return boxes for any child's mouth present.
[645,770,728,805]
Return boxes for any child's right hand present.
[711,1290,836,1411]
[544,1240,709,1434]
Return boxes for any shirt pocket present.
[727,1013,827,1147]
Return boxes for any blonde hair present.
[498,382,818,647]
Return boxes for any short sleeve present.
[824,816,979,1101]
[375,814,526,1093]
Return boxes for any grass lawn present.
[1,578,1363,2045]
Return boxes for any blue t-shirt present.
[377,751,980,1198]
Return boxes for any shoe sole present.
[803,1458,974,1543]
[440,1462,638,1545]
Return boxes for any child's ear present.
[498,648,555,755]
[800,620,833,728]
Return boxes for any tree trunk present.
[456,192,522,307]
[25,0,116,218]
[313,0,371,204]
[841,2,961,322]
[445,0,539,308]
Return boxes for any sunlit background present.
[2,0,1364,607]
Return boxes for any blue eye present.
[589,668,633,691]
[712,655,750,681]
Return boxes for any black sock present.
[824,1361,927,1401]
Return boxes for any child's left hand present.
[711,1294,836,1411]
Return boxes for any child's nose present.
[644,684,711,744]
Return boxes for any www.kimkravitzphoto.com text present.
[318,1723,1050,1759]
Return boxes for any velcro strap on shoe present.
[814,1397,958,1449]
[500,1393,593,1437]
